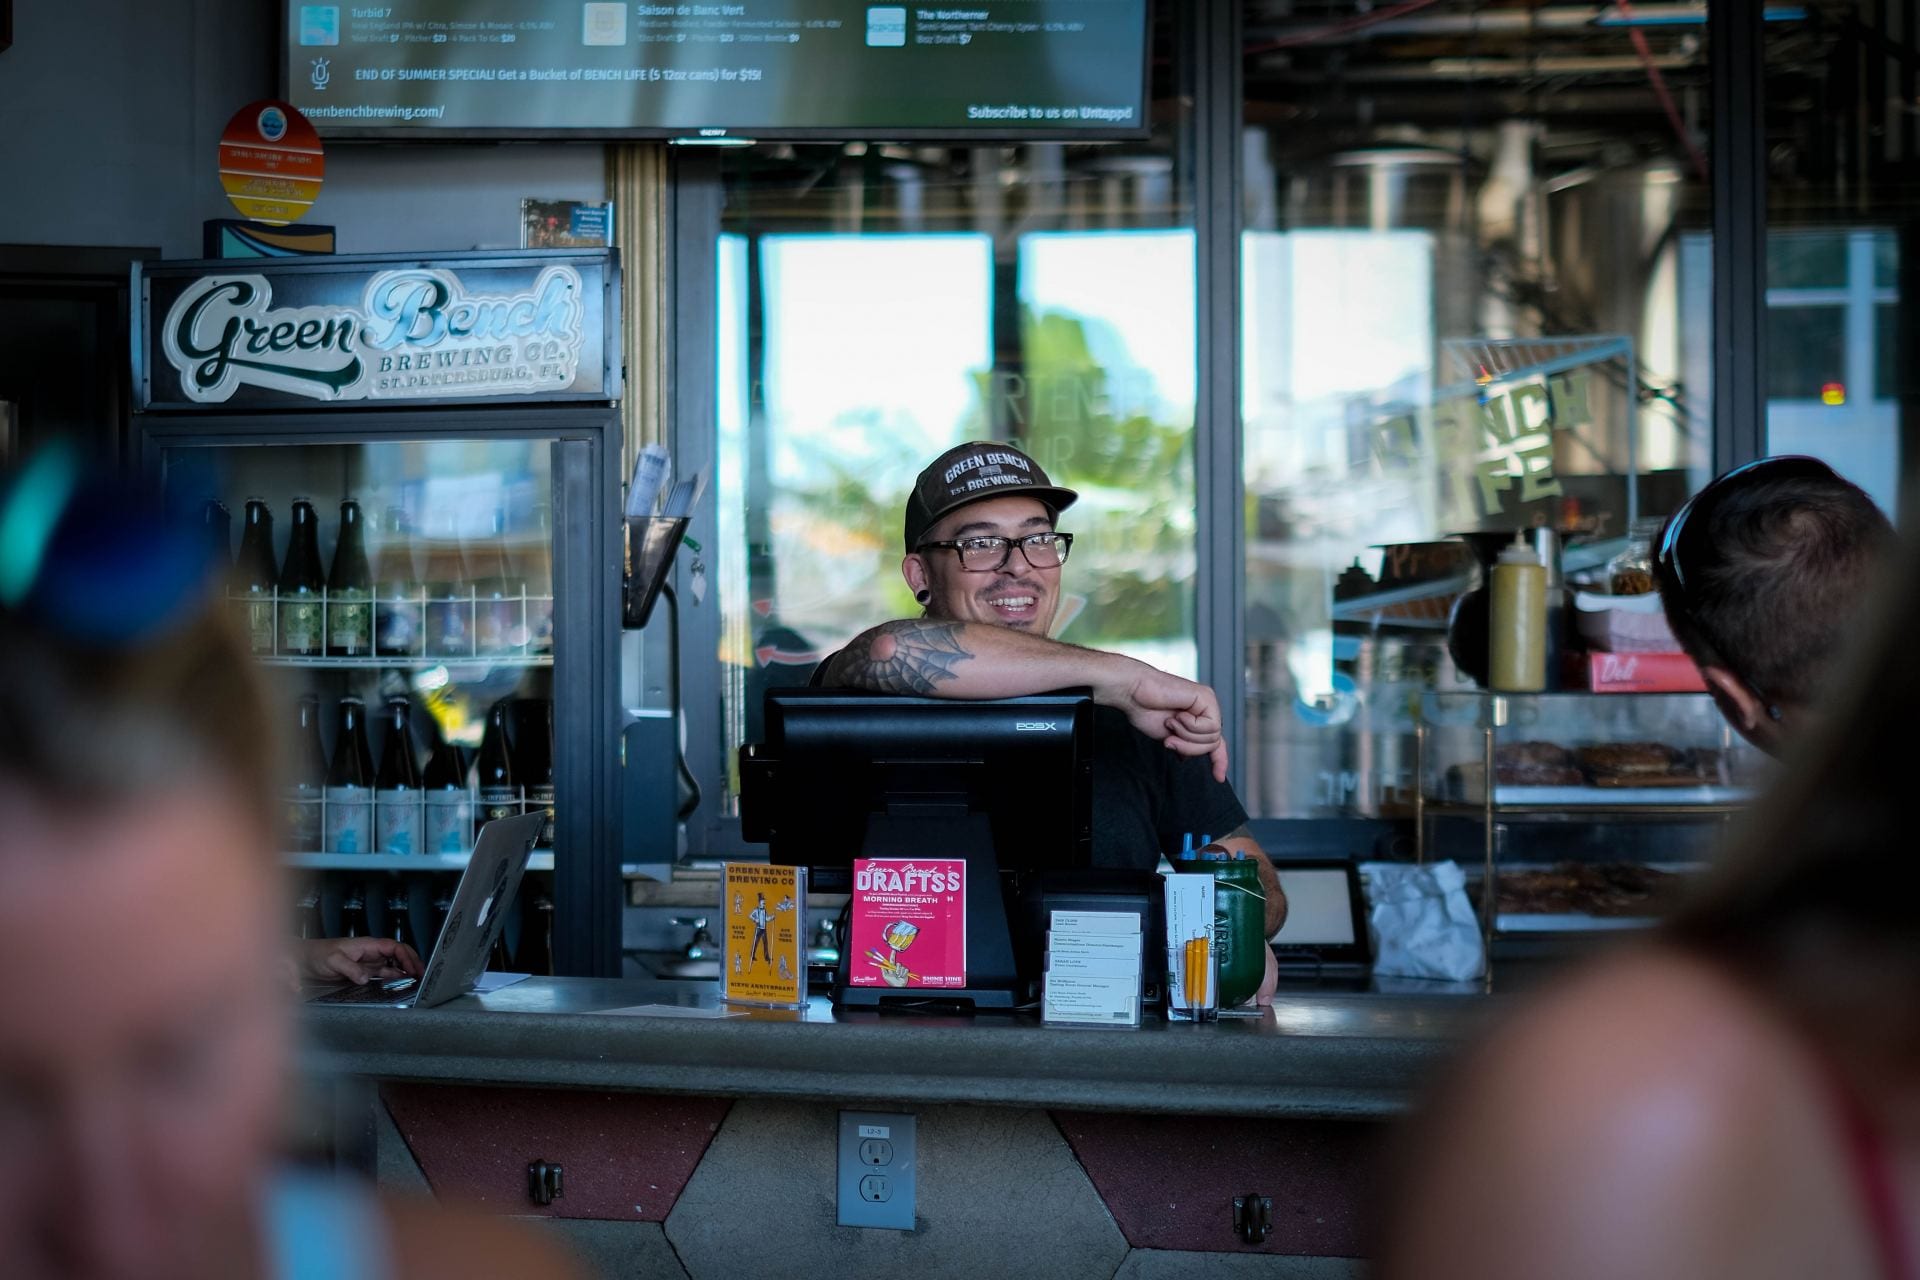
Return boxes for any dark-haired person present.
[0,454,578,1280]
[1380,533,1919,1279]
[814,440,1287,943]
[1653,455,1894,755]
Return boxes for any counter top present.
[301,976,1500,1120]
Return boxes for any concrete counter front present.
[302,978,1500,1278]
[303,976,1492,1120]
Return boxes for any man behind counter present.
[1653,455,1893,756]
[813,440,1287,939]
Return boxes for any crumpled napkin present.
[1358,860,1486,982]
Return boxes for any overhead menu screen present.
[284,1,1149,139]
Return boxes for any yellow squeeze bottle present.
[1489,533,1547,692]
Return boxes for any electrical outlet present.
[838,1111,915,1229]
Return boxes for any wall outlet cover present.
[837,1111,916,1230]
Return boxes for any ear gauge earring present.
[914,589,932,605]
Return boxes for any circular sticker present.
[217,99,324,226]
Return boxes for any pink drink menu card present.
[848,858,967,989]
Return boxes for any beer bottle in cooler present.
[374,697,424,855]
[201,498,232,573]
[234,498,277,655]
[424,512,474,658]
[512,699,556,849]
[286,693,327,852]
[386,887,415,950]
[295,884,323,940]
[475,507,523,656]
[327,499,373,657]
[341,890,370,940]
[278,498,327,657]
[374,507,423,657]
[475,699,520,832]
[429,887,454,955]
[325,696,375,854]
[422,730,473,855]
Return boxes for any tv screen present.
[283,0,1150,140]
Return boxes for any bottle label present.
[281,598,321,654]
[239,592,276,654]
[530,783,556,847]
[284,783,323,851]
[425,792,473,855]
[376,596,423,655]
[324,786,372,854]
[476,599,521,655]
[478,785,522,824]
[427,597,472,658]
[375,789,424,855]
[329,590,372,653]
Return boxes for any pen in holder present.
[1162,872,1218,1022]
[1167,932,1219,1022]
[623,515,688,629]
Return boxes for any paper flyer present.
[849,858,966,989]
[720,862,806,1008]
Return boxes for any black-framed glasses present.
[916,531,1074,573]
[1654,454,1838,723]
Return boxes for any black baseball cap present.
[903,440,1078,552]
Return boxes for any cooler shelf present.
[260,654,554,669]
[285,851,555,872]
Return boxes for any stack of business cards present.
[1042,910,1143,1027]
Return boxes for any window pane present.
[708,19,1196,821]
[1877,303,1901,400]
[1240,1,1714,819]
[1765,11,1909,516]
[1764,305,1847,400]
[1875,232,1898,290]
[1767,232,1848,290]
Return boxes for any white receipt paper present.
[473,973,533,994]
[595,1003,747,1019]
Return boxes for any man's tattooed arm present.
[819,620,975,694]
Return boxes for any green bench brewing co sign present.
[132,249,621,410]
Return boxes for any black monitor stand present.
[833,811,1031,1013]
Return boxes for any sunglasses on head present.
[1655,454,1840,723]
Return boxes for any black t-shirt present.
[1087,705,1249,873]
[806,656,1247,872]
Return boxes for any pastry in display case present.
[1417,691,1765,938]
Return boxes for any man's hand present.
[297,936,425,987]
[1106,664,1229,783]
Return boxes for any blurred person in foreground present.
[1381,535,1919,1278]
[0,450,576,1280]
[1653,455,1893,756]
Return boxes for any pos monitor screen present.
[738,687,1095,1010]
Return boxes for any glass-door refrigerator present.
[131,249,624,977]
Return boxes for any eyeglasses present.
[916,532,1074,573]
[1654,454,1837,723]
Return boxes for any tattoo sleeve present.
[824,620,974,695]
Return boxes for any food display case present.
[131,250,624,977]
[1416,691,1764,939]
